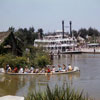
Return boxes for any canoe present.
[7,69,80,75]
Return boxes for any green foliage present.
[15,56,28,68]
[0,54,28,68]
[34,53,51,68]
[0,54,15,68]
[78,28,88,39]
[8,26,15,32]
[0,45,6,54]
[78,27,100,40]
[22,46,51,68]
[0,46,51,69]
[25,84,92,100]
[14,27,38,49]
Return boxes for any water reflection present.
[0,75,19,96]
[0,72,80,97]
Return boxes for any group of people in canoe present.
[5,64,73,74]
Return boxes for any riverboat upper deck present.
[34,33,81,54]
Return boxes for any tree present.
[38,28,43,39]
[88,27,100,36]
[8,26,15,32]
[78,28,88,39]
[72,30,78,38]
[29,27,35,33]
[34,54,51,68]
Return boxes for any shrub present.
[15,56,28,68]
[25,84,92,100]
[0,54,15,68]
[34,54,51,68]
[0,54,28,69]
[0,47,52,69]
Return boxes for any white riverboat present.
[34,33,81,54]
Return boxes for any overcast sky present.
[0,0,100,33]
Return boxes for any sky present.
[0,0,100,33]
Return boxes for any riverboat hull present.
[62,51,82,54]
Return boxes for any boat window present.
[64,41,66,44]
[58,47,61,49]
[51,47,53,50]
[55,47,57,49]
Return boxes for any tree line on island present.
[8,26,43,48]
[9,26,100,47]
[72,27,100,43]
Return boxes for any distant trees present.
[88,27,99,36]
[7,27,44,56]
[7,26,100,44]
[29,27,35,33]
[8,26,15,32]
[15,27,34,46]
[6,26,100,50]
[78,28,88,39]
[14,27,43,49]
[72,27,100,43]
[72,30,78,38]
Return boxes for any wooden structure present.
[0,31,22,56]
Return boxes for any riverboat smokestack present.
[69,21,72,37]
[62,20,64,38]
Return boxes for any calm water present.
[0,54,100,100]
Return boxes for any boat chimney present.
[62,20,64,38]
[69,21,72,37]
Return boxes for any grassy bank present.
[25,84,93,100]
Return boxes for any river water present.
[0,54,100,100]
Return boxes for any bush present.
[15,56,28,68]
[0,54,15,68]
[0,47,52,69]
[22,46,51,68]
[0,54,28,69]
[34,54,51,68]
[25,84,92,100]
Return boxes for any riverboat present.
[34,33,81,54]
